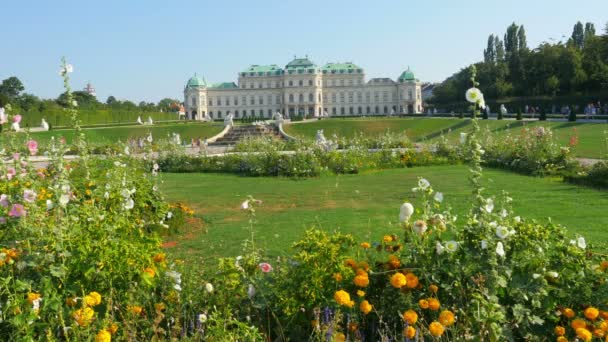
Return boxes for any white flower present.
[532,273,541,279]
[444,241,458,253]
[153,163,159,171]
[546,271,559,278]
[576,237,586,249]
[413,220,427,235]
[103,192,109,199]
[124,146,130,155]
[247,284,256,299]
[152,185,158,192]
[465,87,483,104]
[173,284,182,291]
[205,283,214,293]
[121,189,131,198]
[241,200,249,210]
[167,211,173,219]
[496,226,511,239]
[433,192,443,203]
[460,132,467,144]
[500,209,508,218]
[65,64,73,73]
[59,194,70,207]
[418,178,430,190]
[23,189,37,203]
[496,242,505,257]
[399,202,414,222]
[72,100,78,107]
[146,133,153,143]
[483,199,494,213]
[481,240,488,249]
[46,200,54,210]
[435,242,445,255]
[478,96,486,110]
[198,314,208,323]
[124,198,134,210]
[514,216,521,223]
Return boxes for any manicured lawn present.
[0,122,224,146]
[160,165,608,265]
[284,118,608,158]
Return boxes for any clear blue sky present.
[1,0,606,104]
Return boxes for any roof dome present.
[186,73,206,88]
[398,68,416,82]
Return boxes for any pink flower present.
[0,194,9,207]
[8,204,25,218]
[23,189,37,203]
[13,153,20,161]
[258,262,273,273]
[27,140,38,156]
[0,217,6,224]
[6,168,16,180]
[37,171,46,179]
[13,115,21,124]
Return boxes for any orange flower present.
[335,333,346,342]
[402,310,418,325]
[128,305,143,315]
[72,307,95,327]
[405,273,419,289]
[584,307,599,320]
[143,267,155,278]
[576,327,592,341]
[333,273,343,282]
[390,273,407,288]
[95,329,111,342]
[404,326,416,338]
[358,261,370,272]
[600,311,608,320]
[571,318,587,330]
[27,292,41,304]
[418,299,429,309]
[600,320,608,332]
[387,255,401,269]
[601,261,608,271]
[334,290,354,308]
[429,284,438,293]
[563,308,575,319]
[439,310,455,326]
[154,303,166,312]
[84,292,102,307]
[153,253,166,263]
[360,300,373,315]
[593,328,605,338]
[354,273,369,287]
[108,323,119,334]
[360,242,371,249]
[556,337,567,342]
[383,235,394,243]
[429,321,445,337]
[428,298,440,311]
[344,259,357,269]
[554,326,566,336]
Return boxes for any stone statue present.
[323,110,329,117]
[433,108,438,115]
[223,113,234,127]
[11,121,20,132]
[316,129,327,145]
[500,104,508,115]
[0,107,7,124]
[485,105,491,115]
[202,112,212,122]
[41,118,49,131]
[137,116,143,125]
[273,111,284,124]
[390,108,395,116]
[147,116,154,125]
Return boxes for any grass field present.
[284,118,608,158]
[160,165,608,265]
[0,122,224,146]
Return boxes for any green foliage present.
[497,108,504,120]
[568,109,577,122]
[0,76,25,98]
[516,108,523,120]
[539,107,547,121]
[565,161,608,188]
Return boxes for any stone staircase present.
[210,124,285,146]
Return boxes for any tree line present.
[431,21,608,106]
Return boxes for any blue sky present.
[1,0,606,103]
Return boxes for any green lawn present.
[284,118,608,158]
[160,166,608,265]
[0,122,224,146]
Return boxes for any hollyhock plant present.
[23,189,37,203]
[13,114,21,124]
[6,168,16,180]
[27,140,38,156]
[8,204,26,218]
[259,262,273,273]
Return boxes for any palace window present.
[318,93,321,102]
[349,79,353,86]
[258,83,263,88]
[408,90,413,101]
[217,98,222,106]
[250,96,255,105]
[259,96,263,105]
[191,97,195,106]
[218,111,222,117]
[201,96,205,105]
[383,92,388,102]
[259,109,263,116]
[340,92,345,104]
[366,92,371,103]
[208,98,213,106]
[349,107,353,115]
[276,81,280,88]
[308,79,313,86]
[226,97,230,106]
[340,107,345,115]
[358,106,362,114]
[235,110,239,117]
[289,80,293,86]
[374,92,379,103]
[268,94,272,104]
[357,92,362,103]
[234,96,238,105]
[276,96,281,105]
[267,81,271,88]
[332,107,337,115]
[299,80,303,87]
[299,94,304,103]
[340,79,344,86]
[383,106,388,114]
[242,96,246,105]
[249,83,254,89]
[309,93,313,102]
[268,109,272,117]
[348,92,353,103]
[289,94,294,102]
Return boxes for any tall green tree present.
[106,95,117,105]
[0,77,25,98]
[495,36,505,61]
[571,21,585,49]
[484,34,496,63]
[517,25,528,52]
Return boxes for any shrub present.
[516,108,523,120]
[564,161,608,189]
[497,109,503,120]
[568,110,577,122]
[539,107,547,121]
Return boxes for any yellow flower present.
[27,292,41,304]
[390,273,407,288]
[429,321,445,337]
[576,327,592,341]
[418,299,429,309]
[333,273,343,282]
[84,291,102,307]
[356,290,365,297]
[556,337,568,342]
[563,308,575,319]
[387,255,401,269]
[143,267,155,278]
[73,307,95,326]
[108,323,118,334]
[354,271,369,288]
[402,310,418,325]
[335,332,346,342]
[593,328,605,338]
[360,300,372,315]
[383,235,393,243]
[405,273,419,289]
[153,253,166,263]
[429,284,439,293]
[600,320,608,332]
[155,303,166,312]
[554,325,566,336]
[439,310,455,326]
[571,318,587,330]
[360,242,371,249]
[95,329,111,342]
[334,290,354,308]
[428,298,440,311]
[584,307,599,320]
[404,326,416,338]
[128,305,143,315]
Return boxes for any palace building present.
[183,57,422,120]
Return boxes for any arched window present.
[299,94,304,103]
[289,94,294,102]
[383,106,388,114]
[349,107,353,115]
[318,93,322,102]
[268,109,272,117]
[332,107,337,115]
[358,107,362,114]
[340,107,345,115]
[235,110,239,117]
[209,111,213,118]
[375,106,379,114]
[309,93,314,102]
[308,79,313,86]
[366,106,370,114]
[218,111,222,117]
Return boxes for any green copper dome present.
[186,73,206,88]
[398,68,416,82]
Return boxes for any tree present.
[571,21,585,49]
[0,77,25,98]
[516,108,522,120]
[484,34,496,63]
[18,93,40,112]
[57,91,99,108]
[517,25,528,52]
[584,22,596,42]
[504,23,520,58]
[494,36,505,62]
[157,98,181,112]
[106,96,117,105]
[545,75,560,96]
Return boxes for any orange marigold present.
[576,327,593,341]
[383,235,394,243]
[584,307,599,320]
[600,260,608,271]
[334,290,354,308]
[388,255,401,269]
[84,291,102,307]
[143,267,155,278]
[429,284,439,293]
[402,310,418,325]
[27,292,41,304]
[360,242,371,249]
[108,323,119,334]
[333,273,343,282]
[390,272,407,288]
[593,328,605,338]
[572,318,587,330]
[344,259,357,269]
[428,298,440,311]
[556,337,567,342]
[563,308,575,319]
[153,253,166,263]
[95,329,111,342]
[439,310,455,326]
[129,305,143,315]
[418,299,429,309]
[335,333,346,342]
[354,273,369,287]
[601,311,608,320]
[73,307,95,327]
[405,273,419,289]
[600,320,608,332]
[554,325,566,336]
[404,326,416,338]
[356,290,365,297]
[360,300,373,315]
[429,321,445,337]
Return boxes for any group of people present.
[583,102,608,117]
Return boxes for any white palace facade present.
[183,57,422,120]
